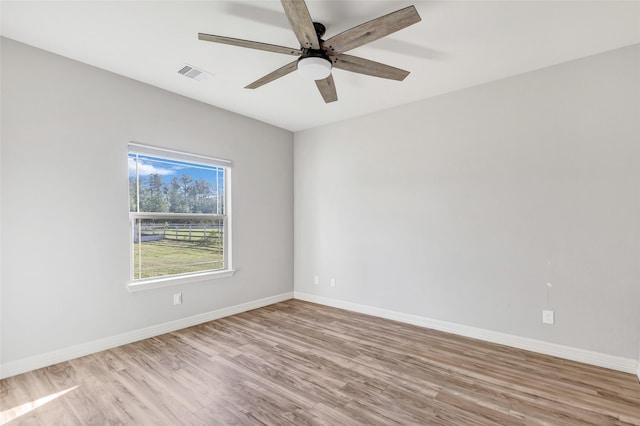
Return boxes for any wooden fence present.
[134,222,223,243]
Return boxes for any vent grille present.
[178,65,211,81]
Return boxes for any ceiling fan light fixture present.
[297,56,332,80]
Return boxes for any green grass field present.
[133,238,223,279]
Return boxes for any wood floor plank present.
[2,299,639,425]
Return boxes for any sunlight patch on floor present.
[0,385,78,425]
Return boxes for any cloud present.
[128,157,177,176]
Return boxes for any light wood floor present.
[2,300,639,425]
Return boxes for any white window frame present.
[127,143,235,292]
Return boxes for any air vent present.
[178,65,211,81]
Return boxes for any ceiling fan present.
[198,0,421,103]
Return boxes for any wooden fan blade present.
[245,61,298,89]
[198,33,301,56]
[281,0,320,49]
[315,75,338,103]
[331,53,409,81]
[324,6,421,54]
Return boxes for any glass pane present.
[133,218,224,279]
[128,153,224,214]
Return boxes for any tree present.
[141,173,168,212]
[168,177,188,213]
[193,179,214,213]
[129,176,138,211]
[179,174,194,212]
[131,171,220,214]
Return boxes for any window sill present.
[127,269,236,293]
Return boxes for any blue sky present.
[128,154,223,186]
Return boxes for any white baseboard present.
[0,292,293,379]
[294,292,639,375]
[4,291,637,379]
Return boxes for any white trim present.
[127,269,236,292]
[0,292,293,379]
[225,169,233,271]
[128,142,232,167]
[637,361,640,382]
[293,292,638,375]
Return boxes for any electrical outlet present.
[174,293,182,305]
[330,278,336,287]
[314,275,320,285]
[542,310,554,325]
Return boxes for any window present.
[128,143,233,290]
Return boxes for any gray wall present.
[294,44,640,359]
[1,38,293,364]
[3,36,639,368]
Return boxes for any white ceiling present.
[2,1,639,132]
